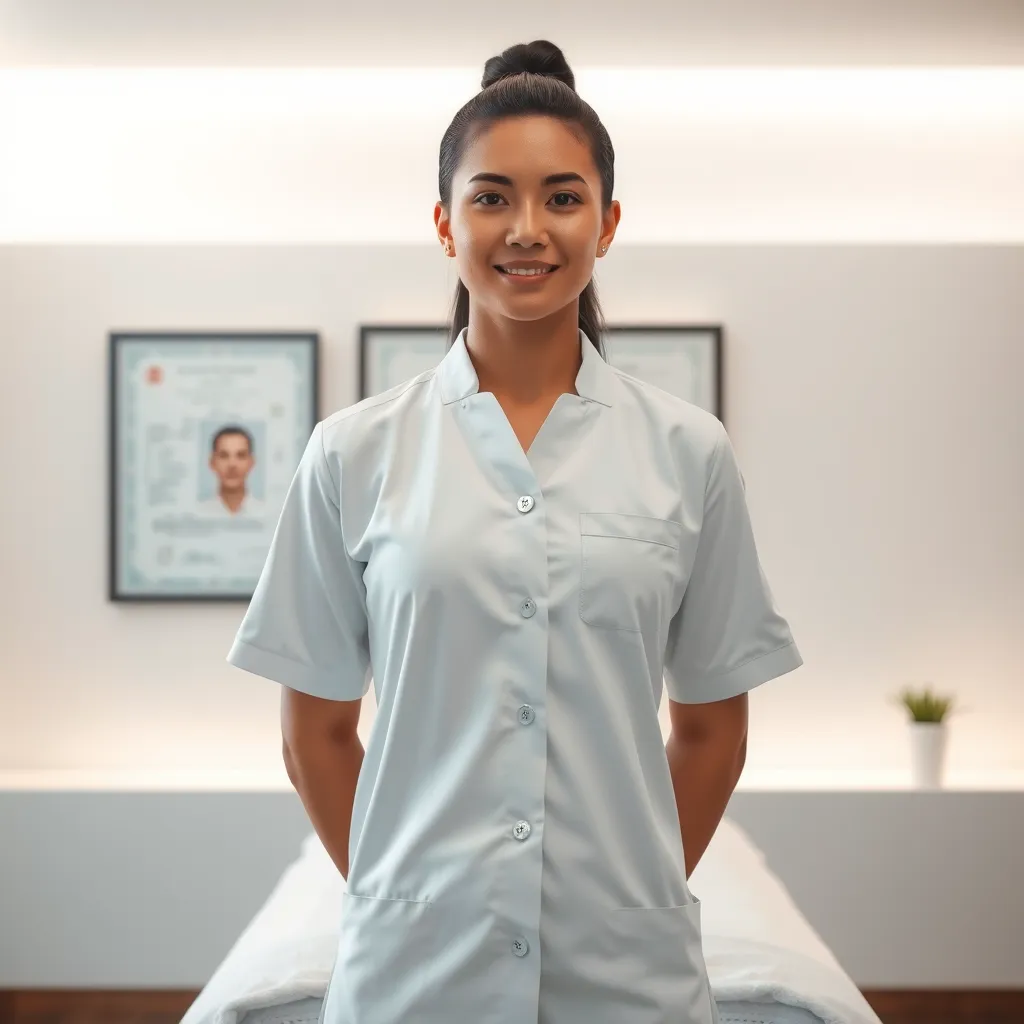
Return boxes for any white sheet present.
[180,817,881,1024]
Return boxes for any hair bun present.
[481,40,576,92]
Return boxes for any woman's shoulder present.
[319,365,440,461]
[610,367,725,455]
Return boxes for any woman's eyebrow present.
[466,171,587,187]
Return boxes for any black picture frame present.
[358,324,449,403]
[605,324,724,424]
[109,330,320,603]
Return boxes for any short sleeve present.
[663,422,803,704]
[226,420,372,701]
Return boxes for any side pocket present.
[589,897,718,1024]
[328,892,436,1023]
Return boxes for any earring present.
[600,245,607,253]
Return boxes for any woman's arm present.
[282,687,365,881]
[664,692,748,879]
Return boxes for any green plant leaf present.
[895,684,954,722]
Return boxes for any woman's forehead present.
[459,119,595,180]
[470,116,586,153]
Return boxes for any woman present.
[228,38,803,1024]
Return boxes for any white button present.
[512,935,530,957]
[517,495,535,514]
[513,820,531,841]
[518,705,535,725]
[520,598,536,618]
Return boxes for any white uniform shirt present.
[227,326,803,1024]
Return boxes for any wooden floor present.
[1,989,1023,1024]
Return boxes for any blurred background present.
[0,1,1021,1022]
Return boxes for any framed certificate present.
[359,325,451,400]
[359,323,722,420]
[604,325,721,419]
[109,331,319,602]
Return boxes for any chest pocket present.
[579,512,683,632]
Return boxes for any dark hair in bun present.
[438,40,615,357]
[481,39,577,92]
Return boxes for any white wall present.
[2,66,1023,243]
[1,243,1022,787]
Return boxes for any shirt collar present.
[439,325,616,407]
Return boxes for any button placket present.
[511,492,539,961]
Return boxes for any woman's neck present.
[465,314,581,403]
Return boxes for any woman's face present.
[435,115,619,323]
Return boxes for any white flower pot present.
[909,721,947,789]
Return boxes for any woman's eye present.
[475,192,581,207]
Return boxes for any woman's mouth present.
[495,265,559,283]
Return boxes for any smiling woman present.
[433,39,620,370]
[225,35,802,1024]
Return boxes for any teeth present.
[500,266,554,276]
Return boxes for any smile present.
[495,266,559,280]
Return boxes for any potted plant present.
[892,685,956,789]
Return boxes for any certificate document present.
[110,333,318,600]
